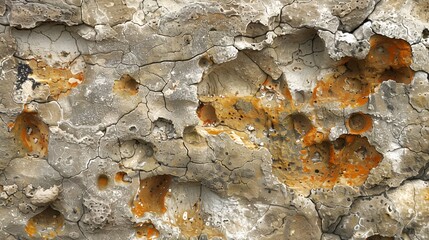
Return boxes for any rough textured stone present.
[0,0,428,239]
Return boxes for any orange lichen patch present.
[113,74,139,96]
[199,94,382,193]
[199,95,294,139]
[28,59,84,99]
[366,35,413,71]
[199,96,265,135]
[274,134,382,191]
[196,39,396,194]
[25,207,64,239]
[97,174,109,190]
[175,201,225,239]
[11,111,49,158]
[311,71,371,107]
[197,102,219,126]
[131,175,172,217]
[347,112,373,134]
[302,127,328,147]
[312,35,414,107]
[135,221,160,239]
[197,72,294,133]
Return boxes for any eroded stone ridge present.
[0,0,428,240]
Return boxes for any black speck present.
[16,63,39,90]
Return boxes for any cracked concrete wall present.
[0,0,428,239]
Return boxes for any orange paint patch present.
[135,221,160,239]
[97,174,109,190]
[25,207,64,239]
[347,112,373,134]
[312,35,414,108]
[113,74,139,96]
[28,59,84,99]
[12,111,49,158]
[132,175,172,217]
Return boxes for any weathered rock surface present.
[0,0,428,239]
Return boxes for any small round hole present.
[347,112,372,134]
[97,174,109,190]
[198,56,212,68]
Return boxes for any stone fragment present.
[29,185,60,206]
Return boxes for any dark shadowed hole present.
[291,113,312,136]
[423,28,429,38]
[198,56,212,68]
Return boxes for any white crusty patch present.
[30,185,61,206]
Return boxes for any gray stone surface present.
[0,0,428,239]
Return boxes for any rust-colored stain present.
[11,110,49,158]
[312,34,414,107]
[113,74,139,96]
[115,171,131,184]
[196,102,219,126]
[261,76,293,101]
[198,95,382,192]
[28,59,84,99]
[194,35,412,193]
[175,201,225,239]
[347,112,373,134]
[135,221,160,239]
[267,98,380,191]
[97,174,109,190]
[25,207,64,239]
[131,175,172,217]
[198,95,293,139]
[302,127,327,147]
[284,134,382,190]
